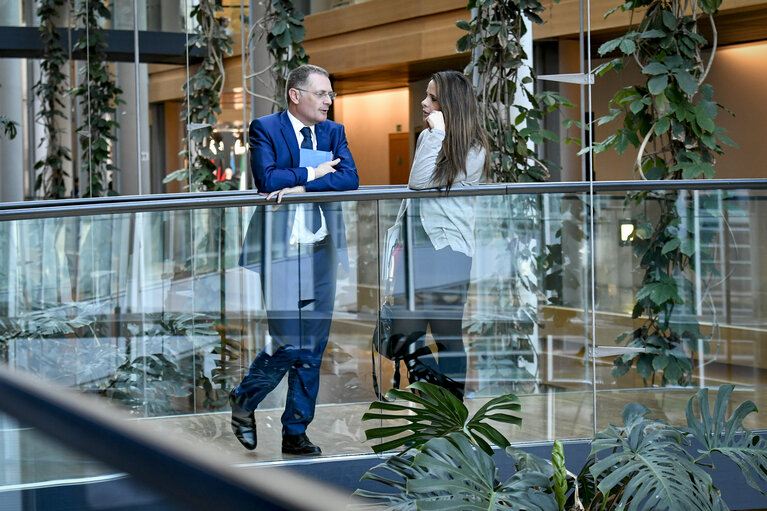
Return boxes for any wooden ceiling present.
[307,0,767,96]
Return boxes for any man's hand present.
[425,111,445,131]
[266,185,306,203]
[314,158,340,179]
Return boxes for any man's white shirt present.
[286,110,328,244]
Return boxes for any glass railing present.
[1,181,766,487]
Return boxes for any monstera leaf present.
[590,403,720,511]
[411,435,557,511]
[354,434,556,511]
[685,384,767,494]
[361,382,521,455]
[352,452,422,510]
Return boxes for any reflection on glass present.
[1,187,766,460]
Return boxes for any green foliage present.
[354,383,767,511]
[102,312,221,415]
[247,0,309,111]
[594,0,734,386]
[167,0,234,192]
[361,381,521,455]
[590,403,717,510]
[612,191,726,386]
[354,382,556,510]
[685,386,767,494]
[0,113,18,139]
[0,83,19,139]
[34,0,72,199]
[458,0,572,183]
[0,302,223,415]
[552,440,567,510]
[72,0,124,197]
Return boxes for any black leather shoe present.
[282,433,321,456]
[229,389,257,451]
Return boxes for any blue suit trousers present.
[234,237,337,436]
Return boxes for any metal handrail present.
[2,179,767,221]
[0,366,354,511]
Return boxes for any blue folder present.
[300,148,334,167]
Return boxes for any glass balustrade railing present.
[1,182,766,490]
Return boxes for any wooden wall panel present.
[303,0,469,75]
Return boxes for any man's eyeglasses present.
[295,88,337,101]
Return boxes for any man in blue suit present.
[231,65,359,455]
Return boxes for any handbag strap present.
[371,349,400,402]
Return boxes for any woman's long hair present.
[431,70,490,190]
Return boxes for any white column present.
[115,0,150,196]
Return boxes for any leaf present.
[405,434,558,511]
[456,20,471,31]
[591,407,717,510]
[456,34,470,52]
[270,19,287,35]
[674,70,699,96]
[680,238,696,256]
[638,28,668,39]
[598,38,621,55]
[643,61,668,75]
[649,74,669,95]
[655,116,671,136]
[701,83,715,100]
[662,237,680,254]
[362,382,520,455]
[696,104,716,133]
[619,37,636,54]
[685,385,767,494]
[662,9,677,30]
[552,440,567,510]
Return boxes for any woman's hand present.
[425,111,445,131]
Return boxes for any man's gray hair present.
[285,65,330,101]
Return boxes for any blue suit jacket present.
[240,111,358,302]
[249,111,358,193]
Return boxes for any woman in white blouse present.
[389,70,489,400]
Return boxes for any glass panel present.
[374,191,595,444]
[594,187,767,432]
[2,186,765,464]
[0,200,383,460]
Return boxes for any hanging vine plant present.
[34,0,72,199]
[457,0,572,183]
[165,0,233,192]
[72,0,124,197]
[592,0,733,385]
[246,0,309,110]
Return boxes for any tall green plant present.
[72,0,123,197]
[593,0,733,385]
[34,0,72,199]
[247,0,308,110]
[165,0,233,192]
[457,0,571,183]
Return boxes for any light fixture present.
[619,221,635,245]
